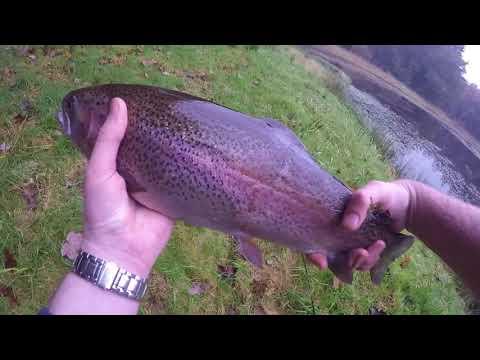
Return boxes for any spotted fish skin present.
[57,84,414,284]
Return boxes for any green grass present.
[0,45,465,314]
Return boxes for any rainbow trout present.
[57,84,414,284]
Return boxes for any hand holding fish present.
[307,180,413,272]
[48,98,174,315]
[81,98,175,278]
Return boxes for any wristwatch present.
[72,251,148,301]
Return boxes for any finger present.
[367,240,386,260]
[342,181,393,231]
[86,98,128,182]
[355,241,386,271]
[349,248,368,269]
[307,253,328,270]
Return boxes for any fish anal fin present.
[232,234,264,268]
[328,252,353,284]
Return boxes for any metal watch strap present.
[73,251,148,301]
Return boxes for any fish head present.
[57,88,111,157]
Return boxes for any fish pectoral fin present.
[328,252,353,284]
[232,234,264,268]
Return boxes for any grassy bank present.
[0,45,465,314]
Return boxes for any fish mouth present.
[56,107,71,136]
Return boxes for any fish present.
[56,84,414,284]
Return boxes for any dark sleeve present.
[38,307,53,315]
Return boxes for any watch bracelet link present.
[73,251,148,301]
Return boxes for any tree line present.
[341,45,480,141]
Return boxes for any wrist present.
[49,272,140,315]
[394,179,419,232]
[81,238,154,278]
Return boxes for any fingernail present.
[111,98,120,115]
[343,213,359,229]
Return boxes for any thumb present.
[342,181,393,231]
[86,98,128,182]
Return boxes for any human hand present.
[81,98,174,278]
[307,180,413,272]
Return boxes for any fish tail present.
[370,233,415,285]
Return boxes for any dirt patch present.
[1,67,16,86]
[180,69,213,99]
[142,272,170,314]
[41,61,70,82]
[225,305,239,315]
[98,53,127,66]
[220,55,249,73]
[243,250,297,315]
[254,304,280,315]
[375,292,396,313]
[251,278,268,299]
[3,248,17,269]
[182,69,211,82]
[0,285,18,307]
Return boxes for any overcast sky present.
[463,45,480,86]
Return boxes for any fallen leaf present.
[0,143,11,153]
[98,54,125,66]
[141,59,158,66]
[225,305,239,315]
[254,304,279,315]
[14,113,27,125]
[98,57,110,65]
[111,54,125,65]
[251,278,268,299]
[2,67,15,78]
[20,181,38,211]
[217,264,237,281]
[400,255,411,269]
[20,99,34,114]
[183,70,210,82]
[17,46,35,57]
[43,46,62,58]
[2,67,16,86]
[144,72,149,79]
[188,281,210,296]
[0,285,18,306]
[368,306,386,315]
[61,232,84,262]
[162,71,170,76]
[3,249,17,269]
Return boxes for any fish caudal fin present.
[328,252,354,284]
[232,234,264,268]
[370,233,415,285]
